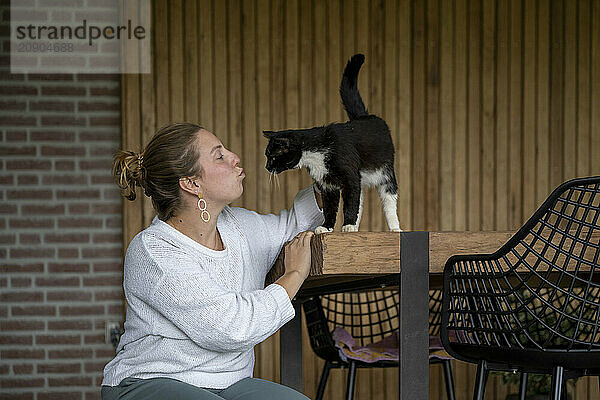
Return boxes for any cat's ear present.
[263,130,276,139]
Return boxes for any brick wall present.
[0,4,124,400]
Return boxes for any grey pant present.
[101,377,311,400]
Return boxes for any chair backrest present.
[302,289,400,362]
[442,176,600,353]
[315,290,400,346]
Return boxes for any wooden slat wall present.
[121,0,600,399]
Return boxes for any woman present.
[101,123,324,399]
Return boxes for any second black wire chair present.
[441,176,600,400]
[302,282,455,400]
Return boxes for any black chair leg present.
[518,372,528,400]
[550,366,564,400]
[315,361,332,400]
[472,360,489,400]
[345,361,357,400]
[441,360,456,400]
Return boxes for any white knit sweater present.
[102,186,324,389]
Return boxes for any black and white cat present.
[264,54,401,234]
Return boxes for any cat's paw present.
[342,225,358,232]
[391,228,402,232]
[314,226,334,235]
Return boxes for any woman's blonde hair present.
[112,122,204,221]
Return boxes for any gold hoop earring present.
[197,193,210,223]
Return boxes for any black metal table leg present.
[280,300,303,391]
[399,231,429,400]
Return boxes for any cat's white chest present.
[297,151,328,182]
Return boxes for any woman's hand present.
[276,230,315,299]
[284,231,315,280]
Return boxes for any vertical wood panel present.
[563,0,576,181]
[496,0,509,232]
[198,0,214,130]
[454,0,468,232]
[183,0,199,123]
[550,0,564,188]
[213,0,227,145]
[577,0,591,178]
[314,0,327,129]
[522,0,536,220]
[412,0,426,230]
[327,0,343,123]
[440,0,454,233]
[397,0,411,232]
[481,0,495,231]
[154,0,169,127]
[509,0,523,230]
[426,0,440,231]
[467,0,482,232]
[536,0,551,206]
[168,0,184,122]
[121,1,600,399]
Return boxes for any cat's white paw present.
[342,225,358,232]
[391,228,402,232]
[314,226,333,234]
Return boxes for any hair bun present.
[112,150,145,201]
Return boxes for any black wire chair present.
[441,176,600,400]
[302,283,455,400]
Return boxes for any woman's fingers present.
[301,231,314,245]
[286,231,314,250]
[295,231,313,240]
[285,231,313,254]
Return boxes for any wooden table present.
[270,231,514,400]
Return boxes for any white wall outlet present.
[105,321,120,344]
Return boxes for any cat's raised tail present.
[340,53,368,120]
